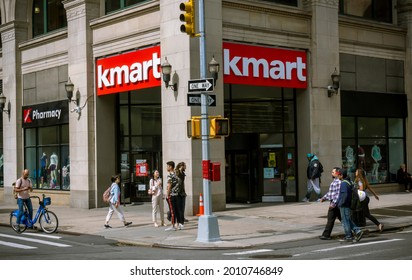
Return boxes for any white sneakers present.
[164,223,184,231]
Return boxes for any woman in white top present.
[149,170,166,227]
[354,168,384,232]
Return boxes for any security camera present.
[327,85,334,91]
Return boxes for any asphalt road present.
[0,225,411,260]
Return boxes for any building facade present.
[0,0,410,215]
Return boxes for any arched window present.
[33,0,67,37]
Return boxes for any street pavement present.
[1,192,411,249]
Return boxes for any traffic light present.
[187,118,201,138]
[210,117,230,137]
[179,0,196,37]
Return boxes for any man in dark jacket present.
[302,153,323,202]
[336,169,364,243]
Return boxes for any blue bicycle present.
[10,194,59,234]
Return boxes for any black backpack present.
[350,183,362,211]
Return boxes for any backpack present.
[350,183,362,211]
[319,162,324,174]
[12,182,17,199]
[102,185,112,203]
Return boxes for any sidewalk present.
[1,192,411,249]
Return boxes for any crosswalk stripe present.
[22,232,62,239]
[0,233,71,248]
[223,249,273,256]
[0,240,37,249]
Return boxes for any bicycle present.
[10,194,59,234]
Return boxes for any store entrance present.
[225,150,259,203]
[120,151,162,203]
[261,148,286,201]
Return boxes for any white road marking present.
[223,249,273,256]
[0,240,37,250]
[293,239,404,257]
[22,232,62,239]
[0,233,71,248]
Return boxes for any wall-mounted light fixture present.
[161,57,177,91]
[327,68,340,97]
[0,92,11,119]
[65,77,89,120]
[208,56,220,86]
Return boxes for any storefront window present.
[119,88,162,203]
[33,0,67,37]
[339,0,392,23]
[24,124,69,190]
[105,0,149,14]
[341,117,405,184]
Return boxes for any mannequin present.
[345,146,354,169]
[40,152,47,188]
[49,152,58,188]
[357,145,365,169]
[371,145,382,179]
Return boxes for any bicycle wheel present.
[39,210,59,234]
[9,212,27,234]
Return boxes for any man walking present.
[319,167,342,240]
[302,153,323,202]
[337,169,364,243]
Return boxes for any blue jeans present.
[340,206,361,239]
[17,198,33,224]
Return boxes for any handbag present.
[148,179,155,195]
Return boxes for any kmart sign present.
[223,42,307,88]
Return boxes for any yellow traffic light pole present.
[195,0,221,242]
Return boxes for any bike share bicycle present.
[10,194,59,234]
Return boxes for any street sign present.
[188,78,214,92]
[187,94,216,107]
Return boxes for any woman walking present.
[104,174,132,228]
[354,168,384,232]
[149,170,166,227]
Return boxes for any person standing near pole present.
[302,153,323,202]
[165,161,178,231]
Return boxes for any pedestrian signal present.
[187,118,201,138]
[210,118,230,137]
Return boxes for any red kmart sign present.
[96,46,161,96]
[223,42,307,88]
[95,43,307,95]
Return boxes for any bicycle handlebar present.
[29,194,46,203]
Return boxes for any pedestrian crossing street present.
[0,232,72,250]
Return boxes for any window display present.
[341,117,405,184]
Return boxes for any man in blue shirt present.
[319,167,342,240]
[337,169,364,243]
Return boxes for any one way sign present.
[187,94,216,107]
[188,78,214,93]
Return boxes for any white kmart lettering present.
[32,109,61,120]
[97,53,161,89]
[223,49,306,82]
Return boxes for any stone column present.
[0,20,28,202]
[298,0,341,196]
[63,0,100,208]
[398,0,412,172]
[160,0,225,214]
